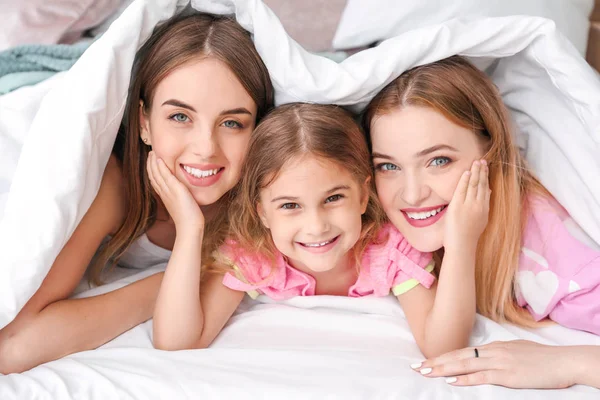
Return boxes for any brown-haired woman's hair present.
[212,103,385,275]
[90,12,274,284]
[363,55,550,327]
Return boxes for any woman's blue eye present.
[281,203,299,210]
[325,194,343,203]
[429,157,450,167]
[170,113,189,123]
[378,163,399,171]
[223,120,242,129]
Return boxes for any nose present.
[401,172,430,206]
[305,208,330,237]
[190,125,218,158]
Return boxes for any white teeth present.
[303,238,334,247]
[406,206,445,220]
[183,165,219,178]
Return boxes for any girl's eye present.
[222,120,242,129]
[377,163,399,171]
[325,194,344,203]
[280,203,299,210]
[429,157,451,167]
[170,113,189,123]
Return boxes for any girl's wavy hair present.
[363,55,550,327]
[209,103,386,276]
[90,12,274,285]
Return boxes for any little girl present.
[152,103,490,358]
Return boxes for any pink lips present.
[297,235,340,254]
[180,164,224,187]
[401,205,448,228]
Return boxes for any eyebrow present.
[270,185,351,203]
[162,99,196,112]
[372,144,459,161]
[162,100,253,117]
[415,144,459,157]
[219,107,253,116]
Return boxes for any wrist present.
[568,345,599,387]
[176,222,205,238]
[442,240,477,258]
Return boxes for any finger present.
[466,161,481,201]
[156,158,180,190]
[150,152,168,194]
[412,347,474,373]
[452,169,471,203]
[418,354,499,378]
[147,152,160,193]
[476,160,489,202]
[446,370,513,387]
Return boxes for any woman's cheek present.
[375,178,395,209]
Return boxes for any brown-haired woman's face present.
[140,57,258,206]
[370,106,486,252]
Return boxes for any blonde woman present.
[363,55,600,389]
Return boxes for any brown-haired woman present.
[152,103,489,357]
[364,55,600,389]
[0,12,273,374]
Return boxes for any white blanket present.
[1,0,600,397]
[0,267,599,398]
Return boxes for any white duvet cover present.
[1,265,600,399]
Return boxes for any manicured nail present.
[446,377,458,384]
[420,368,432,375]
[410,362,422,369]
[481,159,487,166]
[465,171,471,176]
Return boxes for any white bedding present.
[1,0,600,398]
[1,266,599,399]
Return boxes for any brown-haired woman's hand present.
[411,340,600,389]
[443,159,491,251]
[147,151,205,235]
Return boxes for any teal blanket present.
[0,40,92,94]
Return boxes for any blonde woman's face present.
[257,155,369,275]
[140,57,257,206]
[370,106,487,252]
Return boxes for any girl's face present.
[257,155,369,275]
[370,106,487,252]
[140,57,257,207]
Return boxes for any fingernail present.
[446,377,458,384]
[410,362,422,369]
[481,159,487,166]
[420,368,432,375]
[465,171,471,176]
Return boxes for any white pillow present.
[332,0,595,56]
[1,0,599,325]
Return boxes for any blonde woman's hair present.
[363,56,550,327]
[209,103,386,276]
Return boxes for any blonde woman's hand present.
[147,151,205,235]
[411,340,588,389]
[443,159,490,251]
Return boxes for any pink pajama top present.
[218,224,436,300]
[516,196,600,335]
